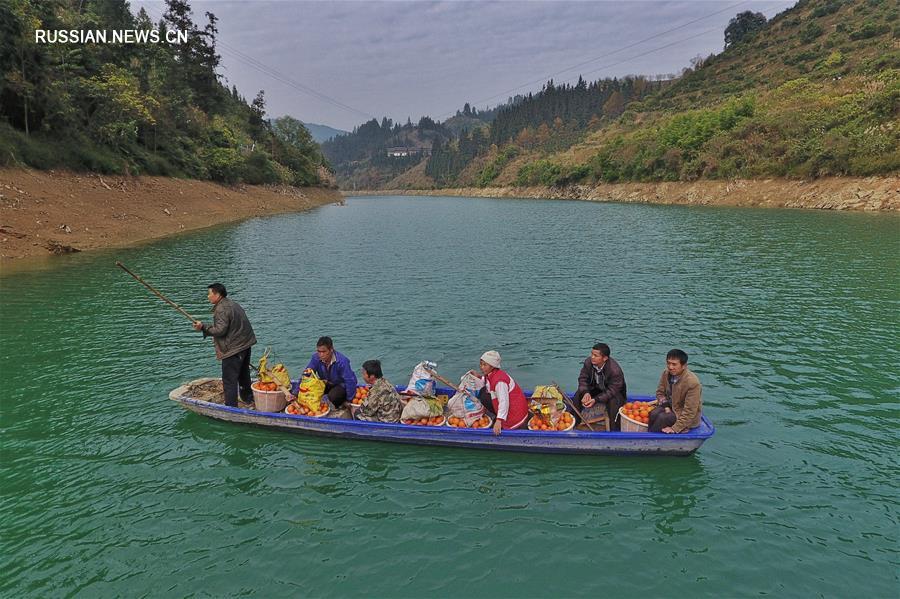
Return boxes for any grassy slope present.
[459,0,899,187]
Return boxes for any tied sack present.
[448,371,485,426]
[401,395,443,422]
[257,350,292,394]
[404,360,437,396]
[268,364,292,394]
[297,368,326,412]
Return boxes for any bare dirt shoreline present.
[344,176,899,211]
[0,168,341,266]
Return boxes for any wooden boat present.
[169,379,715,456]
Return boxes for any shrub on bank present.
[240,152,282,185]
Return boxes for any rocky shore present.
[345,176,899,211]
[0,168,341,264]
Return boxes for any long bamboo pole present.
[552,382,596,432]
[115,261,198,323]
[426,368,481,403]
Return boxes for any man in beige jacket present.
[649,349,702,433]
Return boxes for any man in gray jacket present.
[193,283,257,407]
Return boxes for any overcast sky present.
[133,0,795,131]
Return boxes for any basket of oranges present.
[446,415,492,429]
[349,386,370,417]
[528,412,575,432]
[285,400,330,418]
[618,401,655,432]
[251,380,287,412]
[401,415,446,426]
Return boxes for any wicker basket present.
[251,382,287,412]
[618,408,649,433]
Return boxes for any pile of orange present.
[286,401,328,417]
[447,415,492,428]
[401,416,445,426]
[621,401,654,425]
[351,386,370,405]
[528,412,575,431]
[252,381,280,392]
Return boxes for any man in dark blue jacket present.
[305,336,357,408]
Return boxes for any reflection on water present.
[1,197,898,596]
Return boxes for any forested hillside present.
[426,76,668,186]
[0,0,326,186]
[567,0,899,185]
[319,116,451,189]
[319,104,501,190]
[322,75,664,189]
[346,0,898,191]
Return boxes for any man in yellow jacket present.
[649,349,702,433]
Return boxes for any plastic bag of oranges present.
[297,368,326,412]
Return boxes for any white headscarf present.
[480,350,502,369]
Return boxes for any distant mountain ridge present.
[302,122,348,143]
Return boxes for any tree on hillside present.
[249,90,266,136]
[602,90,625,118]
[272,115,316,153]
[724,11,767,48]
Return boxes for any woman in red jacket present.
[470,350,529,435]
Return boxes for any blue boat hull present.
[169,381,715,456]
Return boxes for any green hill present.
[565,0,899,183]
[369,0,898,190]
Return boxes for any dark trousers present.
[606,395,626,432]
[478,388,496,417]
[572,392,625,431]
[649,405,677,432]
[325,382,348,407]
[222,348,253,407]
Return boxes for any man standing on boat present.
[305,336,358,409]
[192,283,257,408]
[575,343,628,431]
[649,349,702,433]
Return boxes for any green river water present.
[1,196,898,597]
